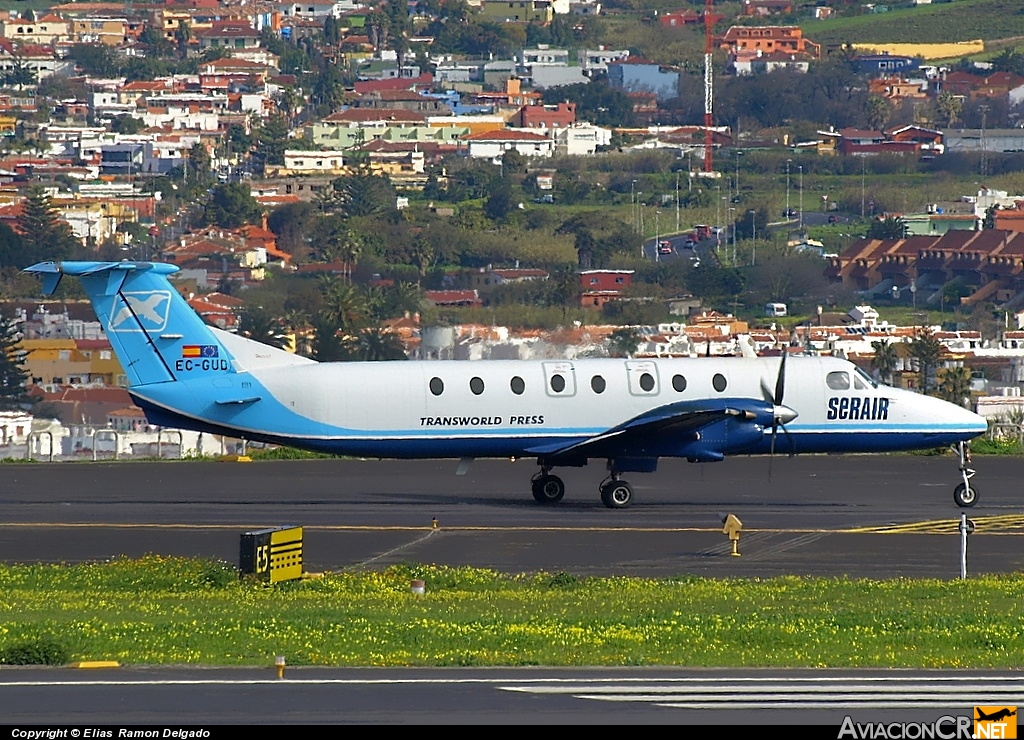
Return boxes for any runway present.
[0,668,1019,725]
[2,454,1023,725]
[0,454,1022,578]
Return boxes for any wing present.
[525,397,776,463]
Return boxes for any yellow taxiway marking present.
[844,513,1024,535]
[2,520,1024,534]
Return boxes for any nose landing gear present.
[952,441,978,508]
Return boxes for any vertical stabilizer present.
[25,261,235,387]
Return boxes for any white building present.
[282,149,345,173]
[551,124,611,156]
[463,129,554,160]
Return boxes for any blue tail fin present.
[25,261,234,387]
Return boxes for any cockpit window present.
[854,367,878,389]
[826,371,850,390]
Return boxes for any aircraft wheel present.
[600,480,633,509]
[954,482,978,508]
[532,474,565,504]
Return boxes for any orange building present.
[718,25,821,58]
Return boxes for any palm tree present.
[239,306,287,349]
[335,229,363,284]
[357,327,407,361]
[937,366,972,406]
[320,278,367,335]
[550,266,580,320]
[870,339,898,385]
[908,328,944,394]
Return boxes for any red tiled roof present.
[463,129,550,142]
[324,108,426,124]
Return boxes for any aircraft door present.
[542,361,577,397]
[624,360,660,397]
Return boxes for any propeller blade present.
[780,422,796,458]
[774,350,787,406]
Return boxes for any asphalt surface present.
[1,455,1022,578]
[2,454,1022,725]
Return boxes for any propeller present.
[762,351,799,477]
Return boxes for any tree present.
[238,306,287,349]
[69,44,119,77]
[0,311,29,410]
[323,15,340,44]
[18,186,78,263]
[550,266,580,320]
[356,327,407,361]
[870,339,898,385]
[319,278,368,335]
[937,91,963,128]
[311,314,351,362]
[267,201,316,258]
[330,173,396,217]
[483,177,515,222]
[203,183,262,228]
[608,327,642,358]
[908,328,944,394]
[867,216,907,240]
[110,116,145,135]
[865,95,890,131]
[937,366,972,406]
[256,115,290,170]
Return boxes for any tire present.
[954,482,978,508]
[600,480,633,509]
[532,474,565,504]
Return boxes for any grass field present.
[1,557,1022,668]
[805,0,1024,46]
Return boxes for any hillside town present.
[3,0,1024,456]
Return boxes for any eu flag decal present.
[182,345,218,358]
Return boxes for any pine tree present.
[0,311,29,411]
[18,186,78,264]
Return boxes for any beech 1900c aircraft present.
[26,261,989,509]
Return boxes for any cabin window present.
[672,374,687,392]
[429,377,444,396]
[639,372,655,392]
[826,371,850,391]
[550,374,566,393]
[591,375,606,394]
[470,377,484,395]
[712,373,727,392]
[510,376,525,395]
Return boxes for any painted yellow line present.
[68,661,120,669]
[845,514,1024,534]
[2,521,1023,535]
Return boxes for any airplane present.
[976,709,1017,723]
[25,260,988,509]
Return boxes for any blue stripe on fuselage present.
[134,395,979,459]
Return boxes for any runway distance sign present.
[239,526,303,583]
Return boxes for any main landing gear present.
[531,468,565,504]
[952,441,978,508]
[599,475,633,509]
[531,464,634,509]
